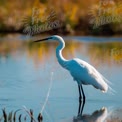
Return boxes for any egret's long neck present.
[56,38,68,68]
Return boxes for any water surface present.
[0,34,122,121]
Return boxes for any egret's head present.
[34,35,62,42]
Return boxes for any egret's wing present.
[72,58,109,92]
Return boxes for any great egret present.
[34,35,110,102]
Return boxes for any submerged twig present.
[13,109,21,122]
[0,107,45,122]
[2,108,7,122]
[37,113,43,122]
[18,114,22,122]
[30,109,34,122]
[8,111,13,122]
[23,106,36,122]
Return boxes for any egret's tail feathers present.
[108,86,116,95]
[102,86,116,95]
[102,75,113,86]
[100,74,116,95]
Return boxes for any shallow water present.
[0,34,122,121]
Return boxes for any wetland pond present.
[0,34,122,122]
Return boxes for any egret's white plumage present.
[34,35,111,100]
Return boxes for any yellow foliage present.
[0,0,122,33]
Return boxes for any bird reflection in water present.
[73,101,108,122]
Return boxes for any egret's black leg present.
[78,85,82,114]
[79,85,85,115]
[80,97,85,115]
[78,85,82,101]
[77,85,86,115]
[78,98,86,115]
[80,85,85,102]
[78,85,86,115]
[78,98,81,115]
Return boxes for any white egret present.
[34,35,111,102]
